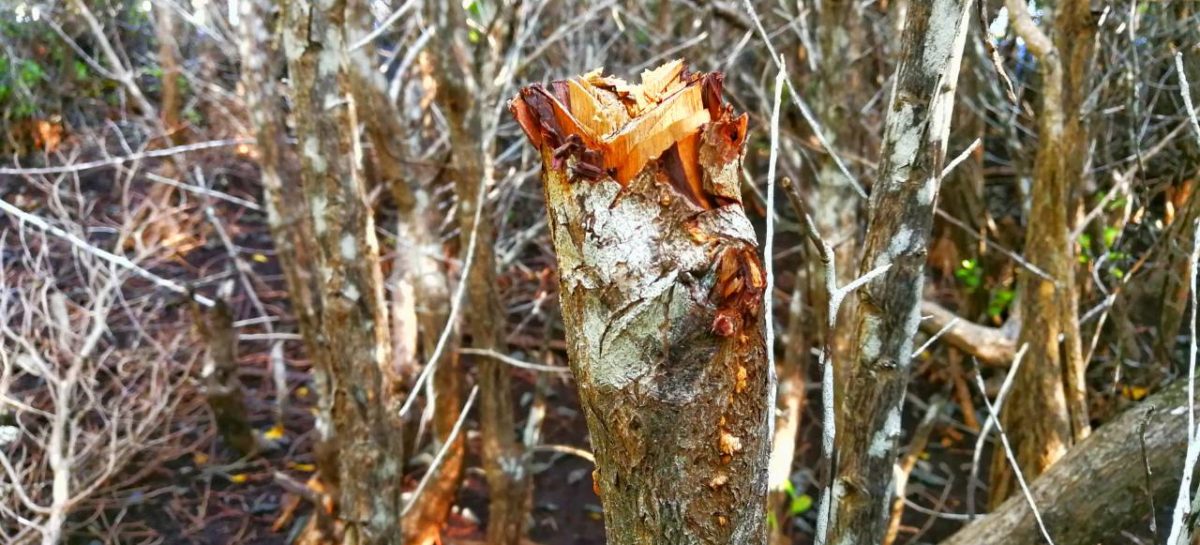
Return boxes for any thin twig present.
[972,370,1055,545]
[936,209,1054,281]
[940,138,982,181]
[350,0,417,51]
[401,385,479,516]
[763,60,786,443]
[741,0,867,199]
[911,317,961,360]
[967,342,1028,517]
[458,348,571,374]
[0,139,248,176]
[0,198,214,307]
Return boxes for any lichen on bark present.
[511,61,771,545]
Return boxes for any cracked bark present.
[511,62,770,545]
[827,2,974,544]
[990,0,1097,509]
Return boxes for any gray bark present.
[943,379,1197,545]
[278,0,403,542]
[826,1,974,544]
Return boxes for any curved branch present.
[920,301,1017,366]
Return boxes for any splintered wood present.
[509,61,771,544]
[508,59,748,210]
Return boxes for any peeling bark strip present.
[511,60,770,545]
[827,2,974,544]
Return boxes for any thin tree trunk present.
[991,0,1097,508]
[153,3,183,141]
[511,61,771,545]
[943,378,1196,545]
[810,0,869,360]
[427,3,531,543]
[769,279,808,545]
[278,0,404,542]
[827,2,974,544]
[236,0,316,336]
[401,196,466,545]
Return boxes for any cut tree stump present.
[510,60,770,545]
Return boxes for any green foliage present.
[781,479,813,517]
[790,493,814,515]
[987,288,1015,320]
[954,258,983,291]
[1103,226,1121,249]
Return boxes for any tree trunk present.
[991,0,1097,508]
[827,2,974,544]
[278,0,404,542]
[810,0,870,357]
[427,3,531,543]
[943,379,1197,545]
[510,62,771,545]
[153,2,183,141]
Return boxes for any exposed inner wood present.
[510,59,747,210]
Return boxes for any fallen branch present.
[941,379,1198,545]
[919,301,1017,366]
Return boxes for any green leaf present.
[954,259,982,291]
[789,494,813,515]
[1103,226,1120,249]
[465,0,483,17]
[73,60,88,80]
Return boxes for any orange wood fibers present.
[510,59,743,210]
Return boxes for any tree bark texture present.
[237,0,317,342]
[511,62,771,545]
[828,2,974,544]
[992,0,1097,508]
[943,379,1197,545]
[427,3,531,543]
[279,1,403,542]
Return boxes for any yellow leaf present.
[288,462,316,472]
[1122,385,1149,401]
[297,386,310,398]
[193,452,209,465]
[263,425,286,441]
[229,474,248,484]
[252,253,269,263]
